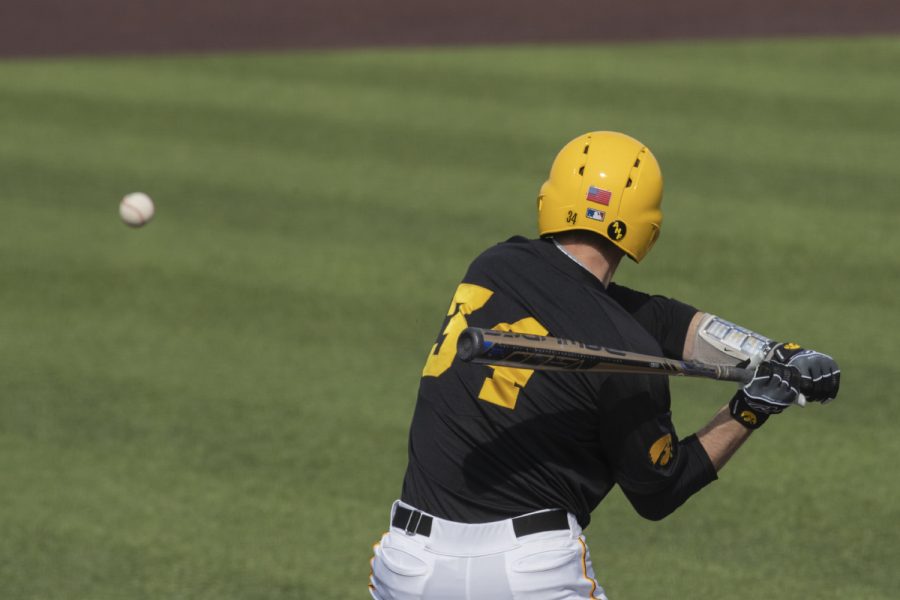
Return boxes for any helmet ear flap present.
[646,224,661,255]
[537,131,663,263]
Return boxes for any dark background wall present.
[2,0,900,57]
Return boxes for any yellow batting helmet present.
[537,131,663,262]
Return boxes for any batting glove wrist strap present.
[729,390,769,429]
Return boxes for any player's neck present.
[552,232,623,288]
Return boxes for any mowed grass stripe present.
[2,40,898,181]
[6,38,896,112]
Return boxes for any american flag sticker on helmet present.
[586,186,611,205]
[586,208,605,222]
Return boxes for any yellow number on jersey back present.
[422,284,493,378]
[477,318,548,410]
[422,283,548,411]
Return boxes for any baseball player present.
[369,131,840,599]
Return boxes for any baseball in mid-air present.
[119,192,155,227]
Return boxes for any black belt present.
[392,506,569,538]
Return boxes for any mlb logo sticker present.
[586,208,605,222]
[586,186,611,205]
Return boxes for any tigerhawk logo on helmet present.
[608,220,627,241]
[537,131,663,262]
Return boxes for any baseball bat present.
[457,327,814,397]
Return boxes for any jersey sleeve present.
[599,379,718,521]
[606,283,698,360]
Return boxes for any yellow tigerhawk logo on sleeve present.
[649,434,674,467]
[783,342,801,350]
[740,411,758,425]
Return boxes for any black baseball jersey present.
[401,236,717,527]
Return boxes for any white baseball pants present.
[369,501,608,600]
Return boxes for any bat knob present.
[457,327,485,362]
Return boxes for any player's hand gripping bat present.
[456,327,815,401]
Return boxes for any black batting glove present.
[729,362,803,429]
[767,343,840,403]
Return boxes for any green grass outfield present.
[1,36,898,599]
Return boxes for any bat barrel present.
[457,327,486,362]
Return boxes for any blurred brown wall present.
[2,0,899,57]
